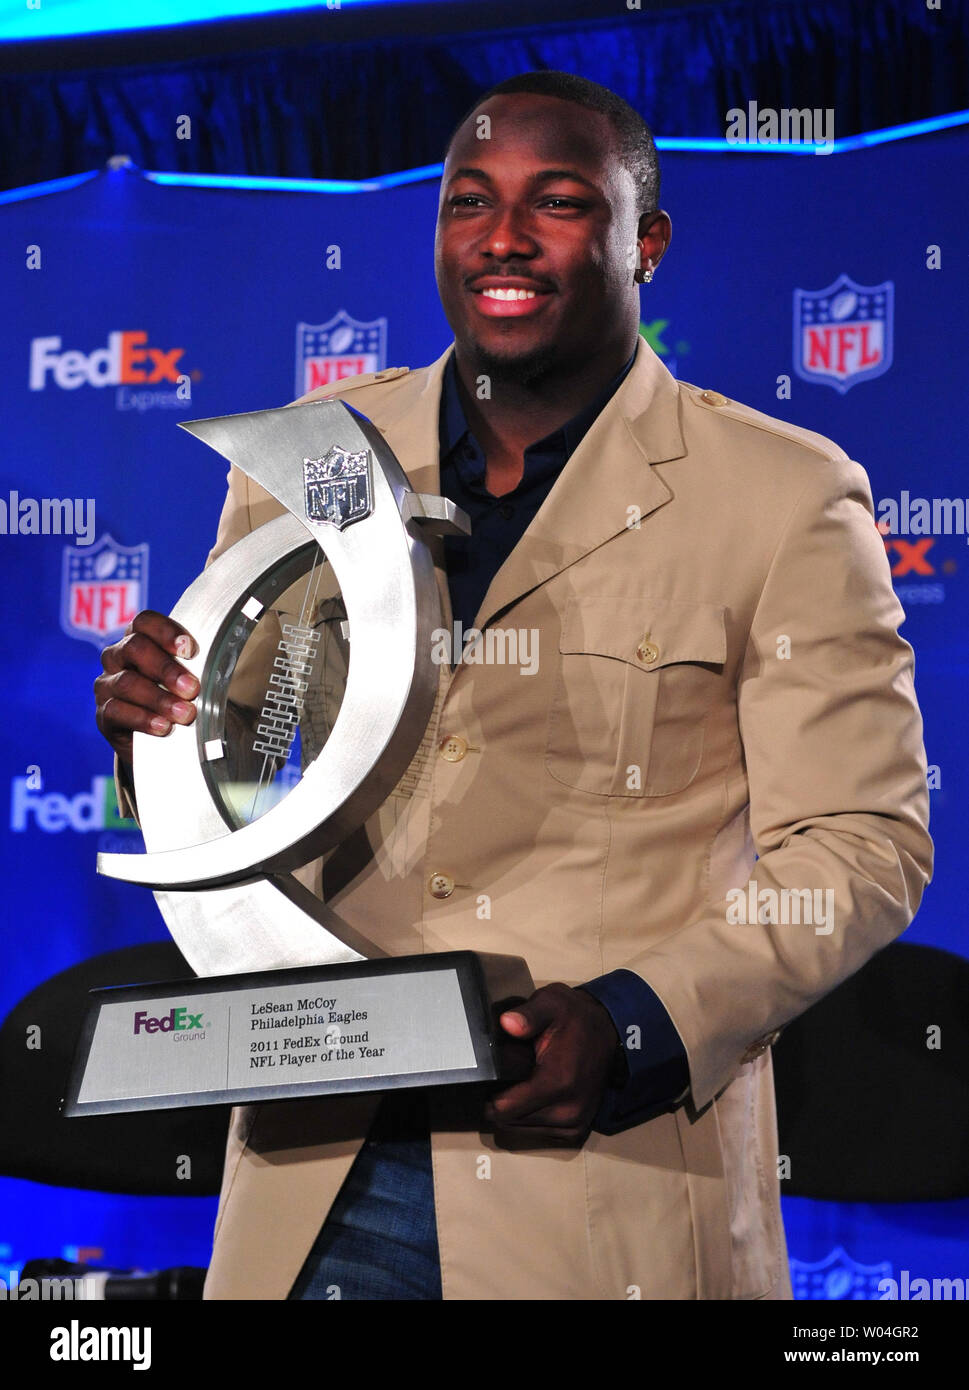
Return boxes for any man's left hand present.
[483,982,622,1141]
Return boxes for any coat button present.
[428,872,455,899]
[700,389,727,407]
[636,639,660,664]
[439,734,468,762]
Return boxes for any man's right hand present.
[95,610,200,764]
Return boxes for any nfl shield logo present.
[794,274,893,393]
[61,533,149,648]
[303,447,373,529]
[295,311,387,397]
[790,1246,893,1300]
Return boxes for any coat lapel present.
[365,338,686,636]
[472,339,685,631]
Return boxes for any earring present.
[634,266,654,285]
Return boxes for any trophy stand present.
[65,400,533,1117]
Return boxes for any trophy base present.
[62,952,535,1116]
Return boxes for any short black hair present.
[444,70,660,218]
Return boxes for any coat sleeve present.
[621,453,933,1113]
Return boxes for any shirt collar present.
[439,346,638,466]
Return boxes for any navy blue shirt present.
[439,350,633,634]
[438,349,689,1130]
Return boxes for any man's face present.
[435,93,643,382]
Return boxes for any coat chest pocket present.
[545,596,727,797]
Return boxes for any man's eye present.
[449,195,486,208]
[540,198,585,210]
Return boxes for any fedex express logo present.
[133,1007,204,1035]
[30,333,185,390]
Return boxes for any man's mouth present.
[469,280,553,317]
[479,287,539,301]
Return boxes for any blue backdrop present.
[2,123,966,1294]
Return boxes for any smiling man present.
[435,78,667,502]
[96,71,931,1301]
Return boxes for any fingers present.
[101,611,199,694]
[96,670,197,731]
[95,697,168,763]
[484,983,616,1139]
[486,1076,589,1133]
[95,609,200,758]
[485,1043,595,1131]
[128,608,197,660]
[498,982,570,1039]
[484,1039,586,1131]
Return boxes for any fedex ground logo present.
[133,1007,205,1036]
[10,774,133,833]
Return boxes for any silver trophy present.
[65,401,533,1116]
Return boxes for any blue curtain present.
[2,0,967,192]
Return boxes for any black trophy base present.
[63,951,535,1116]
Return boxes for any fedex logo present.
[10,774,131,833]
[133,1007,204,1035]
[29,333,185,391]
[884,536,935,577]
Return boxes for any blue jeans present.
[288,1090,442,1301]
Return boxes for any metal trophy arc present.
[99,398,466,975]
[64,399,534,1117]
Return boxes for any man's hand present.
[483,982,623,1142]
[94,610,200,763]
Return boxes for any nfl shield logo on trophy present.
[303,447,373,529]
[61,533,149,648]
[793,275,893,393]
[295,311,387,397]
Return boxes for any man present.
[95,71,932,1300]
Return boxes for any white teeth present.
[480,287,537,300]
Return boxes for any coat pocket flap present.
[559,596,727,668]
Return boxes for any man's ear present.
[637,209,672,276]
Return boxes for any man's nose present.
[479,205,538,259]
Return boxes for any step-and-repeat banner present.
[2,124,966,1292]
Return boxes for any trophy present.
[65,400,533,1116]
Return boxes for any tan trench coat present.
[186,338,931,1300]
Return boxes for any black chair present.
[0,941,229,1195]
[6,936,966,1259]
[772,941,969,1201]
